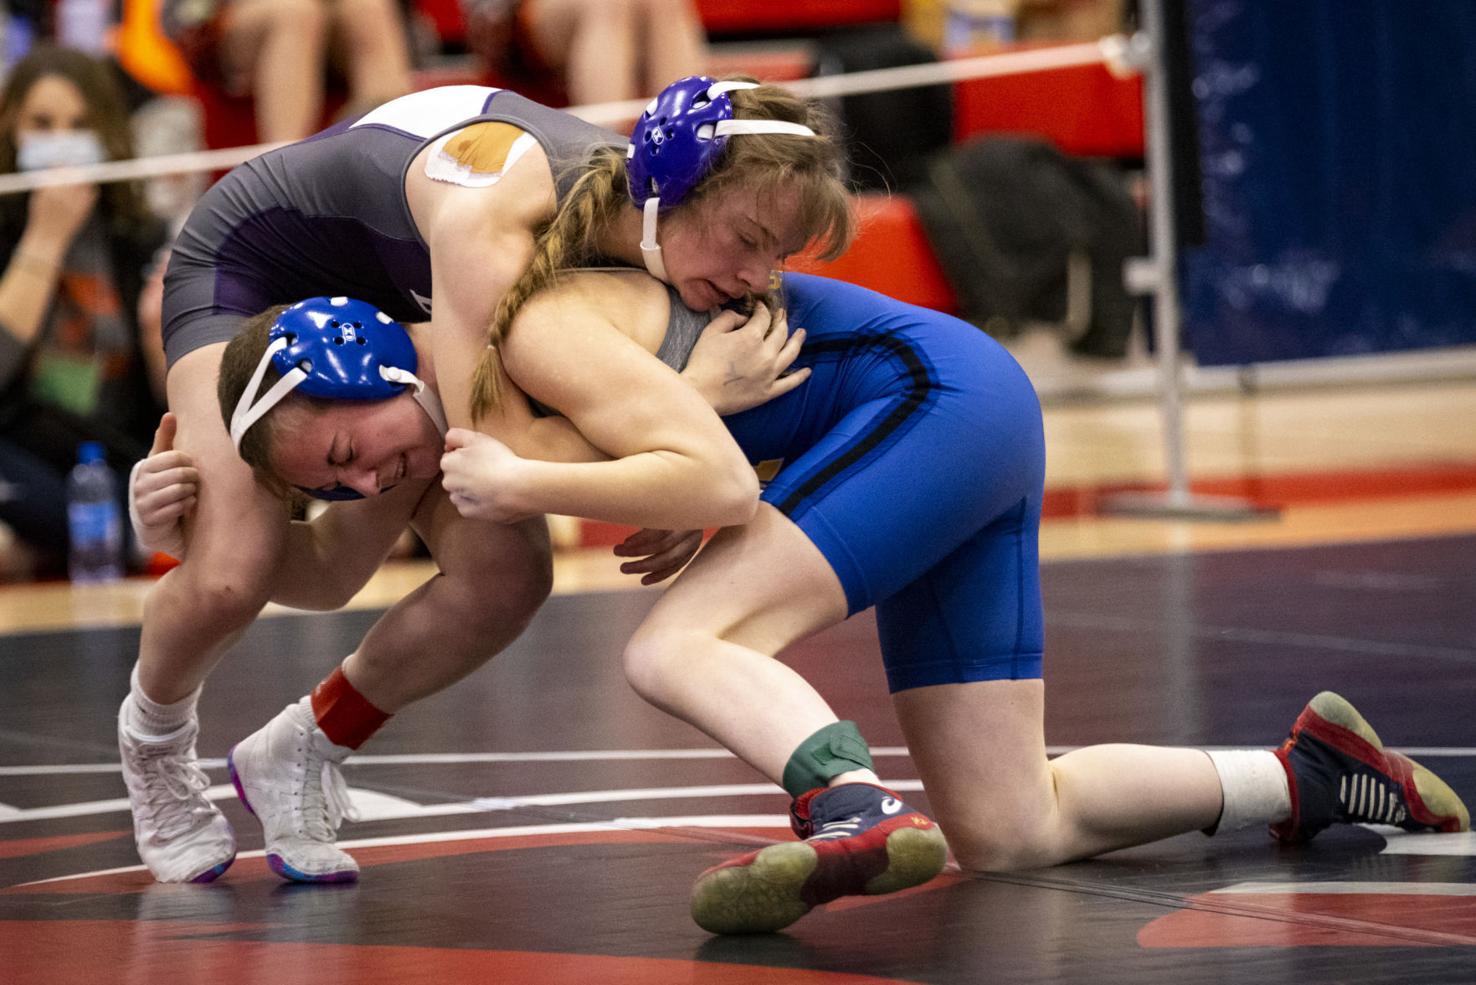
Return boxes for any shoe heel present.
[226,747,257,817]
[189,855,236,883]
[1307,692,1384,749]
[690,842,817,934]
[865,825,948,896]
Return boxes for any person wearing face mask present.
[0,45,169,578]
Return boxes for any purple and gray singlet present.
[160,86,624,365]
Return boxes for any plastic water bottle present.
[67,441,124,584]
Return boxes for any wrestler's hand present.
[611,527,704,585]
[682,302,810,416]
[128,412,198,560]
[441,427,539,524]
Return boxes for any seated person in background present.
[0,45,169,577]
[464,0,707,107]
[160,0,415,141]
[1016,0,1126,42]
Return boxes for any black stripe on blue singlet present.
[770,332,939,516]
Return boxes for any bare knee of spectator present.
[222,0,330,96]
[330,0,413,100]
[639,0,697,21]
[334,0,410,37]
[631,0,707,96]
[252,0,330,43]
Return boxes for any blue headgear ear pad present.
[270,297,418,400]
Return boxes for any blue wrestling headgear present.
[229,297,433,501]
[627,76,818,283]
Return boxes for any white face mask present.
[15,129,107,171]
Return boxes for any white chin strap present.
[638,80,819,285]
[229,339,429,450]
[230,336,301,450]
[640,196,668,282]
[408,380,448,437]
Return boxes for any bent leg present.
[126,342,290,882]
[636,0,707,96]
[524,0,640,103]
[628,507,947,934]
[879,493,1223,870]
[341,486,553,712]
[222,0,329,142]
[139,343,290,703]
[330,0,413,112]
[624,504,850,784]
[269,479,431,611]
[228,486,553,884]
[894,680,1223,872]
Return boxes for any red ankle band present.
[311,667,391,749]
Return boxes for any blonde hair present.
[468,80,855,420]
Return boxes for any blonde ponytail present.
[469,148,628,420]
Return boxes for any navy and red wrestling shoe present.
[1271,691,1469,843]
[690,782,948,934]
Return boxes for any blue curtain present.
[1180,0,1476,363]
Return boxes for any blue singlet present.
[721,274,1047,692]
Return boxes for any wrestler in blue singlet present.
[664,273,1046,692]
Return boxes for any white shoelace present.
[1339,772,1408,825]
[134,744,214,840]
[299,753,360,842]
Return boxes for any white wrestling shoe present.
[228,696,361,883]
[118,699,237,883]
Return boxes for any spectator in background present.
[159,0,415,141]
[0,45,168,577]
[1016,0,1125,42]
[928,0,1124,52]
[465,0,707,107]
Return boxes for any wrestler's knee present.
[164,557,275,628]
[444,536,552,639]
[621,624,699,704]
[491,532,553,627]
[947,824,1052,874]
[938,798,1062,874]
